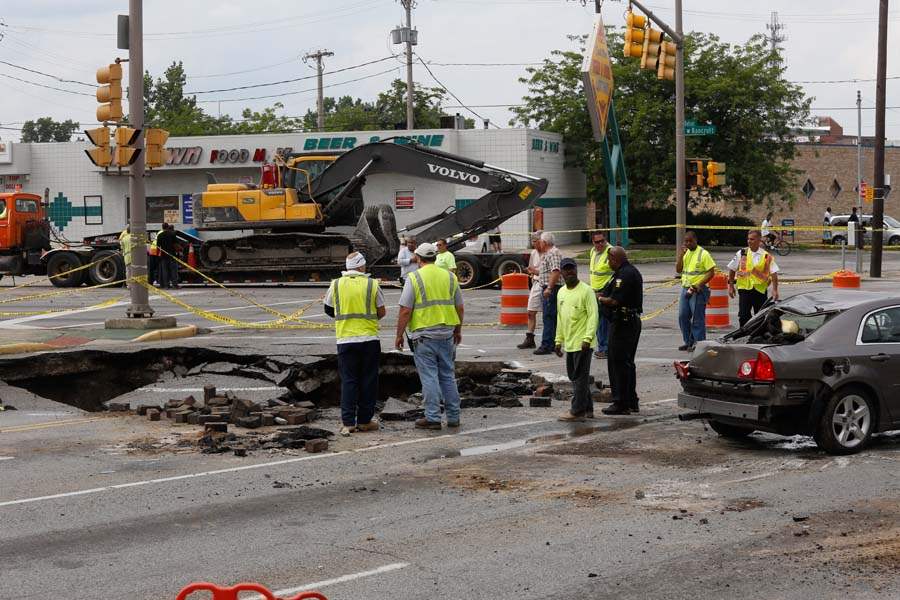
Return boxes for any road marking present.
[0,419,551,508]
[0,417,106,433]
[255,562,410,599]
[642,398,677,406]
[0,457,14,461]
[137,386,281,393]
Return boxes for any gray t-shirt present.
[399,270,463,340]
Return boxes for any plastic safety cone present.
[187,244,198,269]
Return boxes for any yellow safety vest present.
[119,231,132,266]
[589,245,613,290]
[735,248,771,294]
[408,264,461,332]
[331,274,380,339]
[681,247,712,287]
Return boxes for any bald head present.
[607,246,627,270]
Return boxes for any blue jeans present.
[540,286,559,350]
[337,339,380,426]
[595,312,609,353]
[413,336,461,424]
[678,285,709,346]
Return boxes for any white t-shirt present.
[761,219,772,237]
[823,211,832,224]
[727,248,780,274]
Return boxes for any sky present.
[0,0,899,141]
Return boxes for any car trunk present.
[688,344,767,381]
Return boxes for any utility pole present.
[401,0,416,129]
[857,90,863,274]
[870,0,889,278]
[628,0,685,251]
[304,49,334,132]
[125,0,151,318]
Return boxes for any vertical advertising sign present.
[582,15,614,141]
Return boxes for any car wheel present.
[888,235,900,246]
[708,420,755,439]
[832,235,846,246]
[456,256,481,289]
[814,387,875,455]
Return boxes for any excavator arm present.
[293,140,548,249]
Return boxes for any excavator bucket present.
[350,204,399,264]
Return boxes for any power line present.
[196,67,399,103]
[415,55,500,128]
[793,75,900,84]
[424,61,543,66]
[0,71,93,96]
[188,59,299,80]
[0,59,94,87]
[185,56,395,95]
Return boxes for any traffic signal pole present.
[629,0,685,250]
[125,0,152,318]
[870,0,889,278]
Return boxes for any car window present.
[0,199,6,219]
[861,306,900,343]
[15,198,38,213]
[831,217,848,226]
[884,216,900,228]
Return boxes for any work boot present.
[533,346,553,356]
[415,418,442,430]
[558,411,586,422]
[517,333,536,349]
[357,419,380,432]
[601,404,631,416]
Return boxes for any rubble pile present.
[199,424,334,456]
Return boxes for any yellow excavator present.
[191,139,549,284]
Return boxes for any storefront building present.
[0,128,587,247]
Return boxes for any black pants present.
[158,256,178,288]
[738,288,767,327]
[147,254,158,284]
[608,316,642,409]
[337,339,381,426]
[565,348,593,415]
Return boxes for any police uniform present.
[324,264,385,430]
[399,260,464,428]
[728,246,778,327]
[600,260,643,414]
[589,244,614,355]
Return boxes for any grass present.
[575,248,675,261]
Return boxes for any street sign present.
[582,14,614,141]
[685,123,716,136]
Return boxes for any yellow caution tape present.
[641,296,680,322]
[0,278,128,305]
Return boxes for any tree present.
[302,96,379,131]
[229,103,301,134]
[143,62,224,136]
[20,117,80,142]
[511,31,811,208]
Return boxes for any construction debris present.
[199,425,335,455]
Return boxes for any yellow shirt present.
[435,250,456,271]
[555,281,598,353]
[680,246,715,288]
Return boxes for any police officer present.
[395,242,465,430]
[324,252,387,437]
[597,246,643,415]
[589,230,613,359]
[727,229,780,327]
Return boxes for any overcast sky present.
[1,0,898,141]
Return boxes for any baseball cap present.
[560,257,578,269]
[415,242,438,258]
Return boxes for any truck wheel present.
[456,256,481,289]
[87,250,126,287]
[708,420,755,439]
[492,256,526,281]
[46,252,85,288]
[813,387,875,455]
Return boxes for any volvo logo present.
[426,163,481,184]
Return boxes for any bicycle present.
[763,232,792,257]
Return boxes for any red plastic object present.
[187,243,198,269]
[176,582,328,600]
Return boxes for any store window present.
[146,195,180,223]
[84,195,103,225]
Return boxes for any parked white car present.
[828,214,900,246]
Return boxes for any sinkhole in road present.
[0,347,508,412]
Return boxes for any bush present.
[626,206,754,246]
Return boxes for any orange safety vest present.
[736,248,771,293]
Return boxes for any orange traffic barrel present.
[832,270,861,288]
[499,273,530,327]
[705,272,731,329]
[176,582,327,600]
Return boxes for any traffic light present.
[96,63,123,122]
[640,28,663,71]
[657,40,676,81]
[114,126,141,167]
[687,160,705,188]
[706,161,726,187]
[865,185,875,203]
[624,11,646,58]
[84,126,112,168]
[144,128,170,169]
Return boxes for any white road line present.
[257,562,409,599]
[137,386,281,393]
[641,398,677,406]
[0,419,551,508]
[0,457,14,461]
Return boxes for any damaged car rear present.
[675,290,900,454]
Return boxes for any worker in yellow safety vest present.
[589,230,614,359]
[675,230,716,351]
[147,231,160,286]
[727,229,780,327]
[324,251,387,437]
[118,226,133,282]
[395,242,465,431]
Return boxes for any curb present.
[0,342,56,356]
[132,325,200,343]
